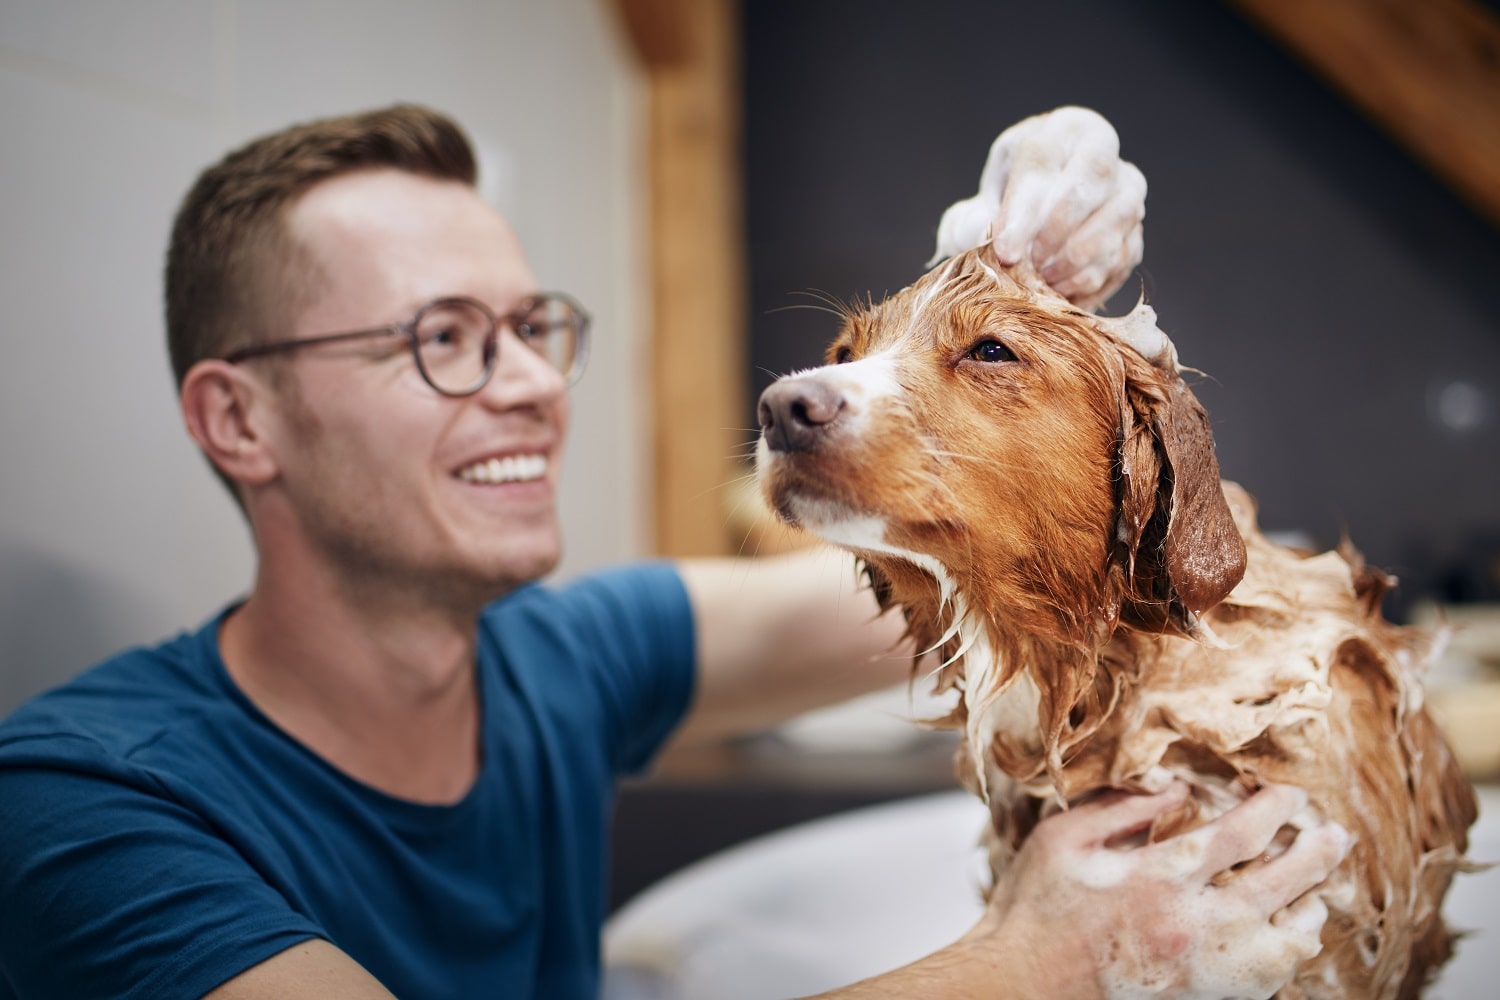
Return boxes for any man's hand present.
[978,782,1351,1000]
[807,783,1346,1000]
[932,106,1147,311]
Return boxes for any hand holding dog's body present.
[981,784,1350,1000]
[811,783,1348,999]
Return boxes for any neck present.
[221,542,493,805]
[869,556,1122,800]
[927,594,1116,803]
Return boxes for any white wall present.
[0,0,650,713]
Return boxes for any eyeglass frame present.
[220,291,591,396]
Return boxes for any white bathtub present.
[604,786,1500,1000]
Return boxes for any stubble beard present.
[281,401,562,622]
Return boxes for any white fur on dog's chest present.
[789,512,1052,805]
[960,627,1044,799]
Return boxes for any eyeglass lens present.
[516,296,585,381]
[413,297,583,394]
[414,300,494,394]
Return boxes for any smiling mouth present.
[456,454,549,484]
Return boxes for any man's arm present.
[202,941,396,1000]
[672,546,916,745]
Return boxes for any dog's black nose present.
[758,378,846,452]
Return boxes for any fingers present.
[1030,155,1121,267]
[935,107,1146,311]
[1039,162,1147,304]
[992,149,1144,313]
[1254,820,1353,910]
[1048,234,1135,311]
[1272,888,1331,940]
[1228,897,1330,996]
[1189,783,1309,875]
[1049,781,1190,849]
[992,151,1112,267]
[991,166,1068,266]
[988,107,1124,266]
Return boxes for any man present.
[0,106,1346,999]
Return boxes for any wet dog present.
[755,244,1477,998]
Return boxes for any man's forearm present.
[806,920,1093,1000]
[672,547,916,745]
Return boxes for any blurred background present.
[2,1,1498,985]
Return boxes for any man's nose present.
[478,329,568,405]
[758,378,845,452]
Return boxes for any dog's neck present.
[871,556,1124,807]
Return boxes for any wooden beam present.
[611,0,695,68]
[612,0,745,557]
[1227,0,1500,229]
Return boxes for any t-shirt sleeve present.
[541,562,698,775]
[0,748,323,1000]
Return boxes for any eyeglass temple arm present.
[221,324,409,363]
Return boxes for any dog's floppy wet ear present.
[1155,379,1246,621]
[1113,354,1246,636]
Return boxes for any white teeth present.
[458,454,548,484]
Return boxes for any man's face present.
[263,168,570,604]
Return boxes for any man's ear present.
[179,360,280,489]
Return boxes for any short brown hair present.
[164,104,479,386]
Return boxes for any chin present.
[479,537,563,595]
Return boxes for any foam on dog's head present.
[1094,298,1179,374]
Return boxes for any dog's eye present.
[968,339,1016,363]
[835,346,854,364]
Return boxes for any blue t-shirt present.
[0,563,696,1000]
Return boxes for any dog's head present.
[756,246,1246,654]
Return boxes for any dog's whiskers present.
[771,288,858,323]
[924,447,1029,475]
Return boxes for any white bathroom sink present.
[604,786,1500,1000]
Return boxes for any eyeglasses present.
[222,293,591,396]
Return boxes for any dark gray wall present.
[744,0,1500,617]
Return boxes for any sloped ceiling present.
[1228,0,1500,229]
